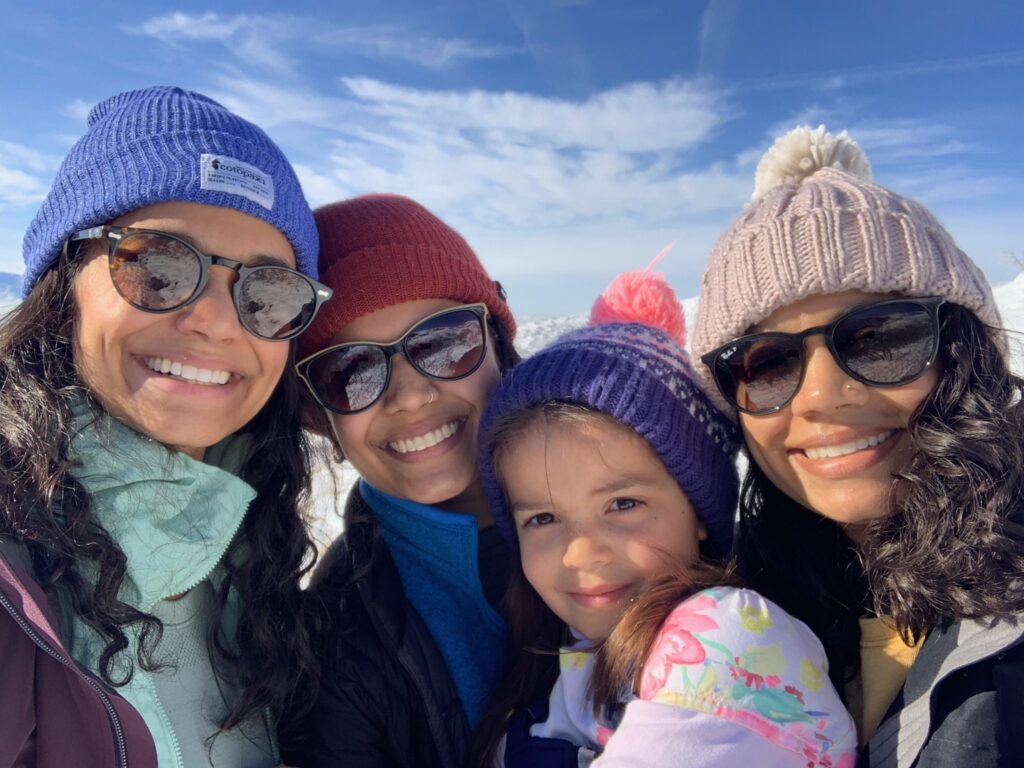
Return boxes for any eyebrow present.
[508,474,659,516]
[590,474,660,495]
[163,229,295,270]
[510,500,552,517]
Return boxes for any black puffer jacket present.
[284,488,469,768]
[862,616,1024,767]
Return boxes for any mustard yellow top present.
[845,617,924,745]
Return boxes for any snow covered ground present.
[305,270,1024,551]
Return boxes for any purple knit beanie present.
[479,268,740,554]
[22,86,319,295]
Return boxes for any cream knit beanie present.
[694,126,1000,398]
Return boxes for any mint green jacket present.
[60,403,279,768]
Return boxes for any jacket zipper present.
[0,588,129,767]
[146,499,250,606]
[140,673,185,768]
[139,501,251,768]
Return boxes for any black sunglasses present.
[701,296,944,415]
[69,226,333,341]
[296,303,490,414]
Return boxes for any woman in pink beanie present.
[285,194,519,768]
[694,126,1024,767]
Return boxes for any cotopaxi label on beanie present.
[200,154,275,210]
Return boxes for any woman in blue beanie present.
[0,86,331,768]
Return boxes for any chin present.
[809,496,891,530]
[397,479,472,507]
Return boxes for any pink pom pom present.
[590,266,687,347]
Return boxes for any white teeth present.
[804,430,895,461]
[144,356,232,386]
[389,421,459,454]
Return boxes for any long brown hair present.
[469,402,737,766]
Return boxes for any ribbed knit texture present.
[300,194,515,356]
[693,166,1000,408]
[479,322,740,554]
[22,86,318,293]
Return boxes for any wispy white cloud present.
[200,68,747,272]
[733,110,1004,220]
[341,75,733,153]
[63,99,92,123]
[311,26,515,69]
[737,50,1024,93]
[887,165,1005,205]
[698,0,741,76]
[126,11,517,73]
[134,11,244,41]
[0,141,60,210]
[0,166,48,209]
[290,75,747,228]
[204,73,353,131]
[126,12,299,74]
[0,141,61,175]
[763,110,974,165]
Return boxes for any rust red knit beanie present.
[300,194,515,356]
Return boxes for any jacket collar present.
[867,616,1024,767]
[66,400,256,610]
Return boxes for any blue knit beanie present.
[479,270,741,555]
[22,86,319,295]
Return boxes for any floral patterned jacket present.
[528,587,858,767]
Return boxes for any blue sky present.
[2,0,1023,317]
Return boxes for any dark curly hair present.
[0,254,324,731]
[736,303,1024,691]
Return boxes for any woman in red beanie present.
[284,194,519,768]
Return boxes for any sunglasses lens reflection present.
[309,345,389,413]
[235,267,316,340]
[110,233,202,310]
[109,232,318,340]
[833,303,936,385]
[405,310,486,379]
[716,301,938,413]
[731,338,803,413]
[306,308,487,413]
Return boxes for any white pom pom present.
[752,125,872,200]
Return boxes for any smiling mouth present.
[569,585,632,606]
[802,430,897,460]
[387,420,461,454]
[144,356,233,386]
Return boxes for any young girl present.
[0,86,331,767]
[473,269,857,767]
[693,126,1024,766]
